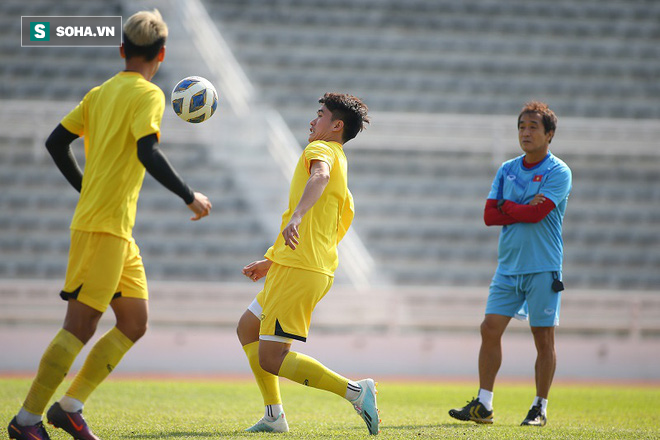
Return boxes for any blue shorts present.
[486,271,562,327]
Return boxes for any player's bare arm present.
[282,160,330,250]
[242,259,272,282]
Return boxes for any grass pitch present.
[1,377,658,439]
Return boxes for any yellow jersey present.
[60,71,165,240]
[265,140,354,276]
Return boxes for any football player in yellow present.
[7,10,212,440]
[237,93,379,435]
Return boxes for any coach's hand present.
[188,192,212,221]
[529,193,547,206]
[242,259,272,282]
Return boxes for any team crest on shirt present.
[533,175,543,182]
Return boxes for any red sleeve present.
[484,199,518,226]
[500,199,556,223]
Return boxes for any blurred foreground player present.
[236,93,380,435]
[449,102,571,427]
[8,10,211,440]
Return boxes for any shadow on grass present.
[122,430,243,438]
[384,423,482,430]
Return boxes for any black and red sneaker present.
[8,416,51,440]
[46,402,99,440]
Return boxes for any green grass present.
[1,377,659,439]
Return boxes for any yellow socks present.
[22,329,84,415]
[243,341,282,406]
[65,327,133,403]
[278,351,348,398]
[20,327,133,417]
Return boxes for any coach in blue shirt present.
[449,101,572,427]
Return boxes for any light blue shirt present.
[488,153,572,275]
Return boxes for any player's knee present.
[258,356,274,375]
[134,322,148,340]
[531,327,555,351]
[63,320,99,344]
[67,326,95,345]
[480,320,493,338]
[236,318,247,342]
[236,325,254,346]
[236,311,260,346]
[118,321,148,342]
[480,319,503,341]
[258,354,281,376]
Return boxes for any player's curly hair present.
[518,101,557,141]
[123,9,168,61]
[319,93,370,143]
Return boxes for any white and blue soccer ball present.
[171,76,218,123]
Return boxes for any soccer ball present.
[171,76,218,123]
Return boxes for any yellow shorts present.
[252,263,333,342]
[61,230,148,312]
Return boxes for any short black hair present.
[518,101,557,136]
[319,92,370,143]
